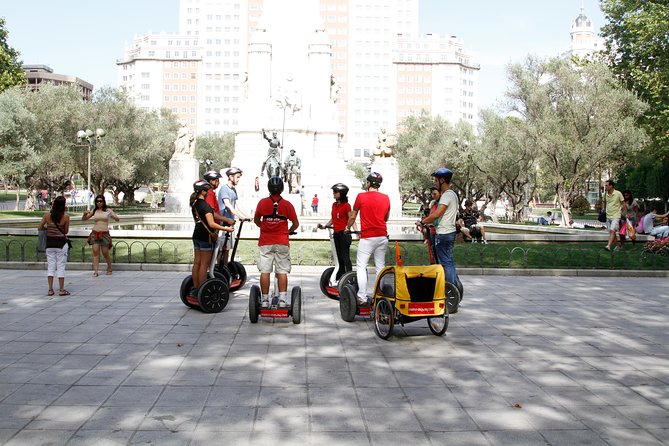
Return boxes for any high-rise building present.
[117,0,479,158]
[117,32,202,130]
[23,64,93,100]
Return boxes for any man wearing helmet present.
[421,168,459,287]
[318,183,353,279]
[254,176,300,308]
[347,172,391,305]
[218,167,251,264]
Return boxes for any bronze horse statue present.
[262,149,282,178]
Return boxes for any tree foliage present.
[0,18,26,93]
[195,133,235,176]
[505,57,648,225]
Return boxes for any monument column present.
[165,122,199,214]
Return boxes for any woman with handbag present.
[190,180,234,295]
[38,196,71,296]
[82,194,120,276]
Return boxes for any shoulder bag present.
[597,195,607,223]
[37,229,47,253]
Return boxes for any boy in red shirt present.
[254,176,299,307]
[346,172,390,305]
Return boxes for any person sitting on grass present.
[538,211,554,225]
[459,199,488,243]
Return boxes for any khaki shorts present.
[257,244,291,274]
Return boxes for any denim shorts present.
[193,239,214,251]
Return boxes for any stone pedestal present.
[370,157,402,218]
[165,158,199,214]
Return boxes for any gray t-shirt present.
[641,212,655,234]
[217,184,237,220]
[436,189,458,235]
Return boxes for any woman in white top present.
[82,194,120,276]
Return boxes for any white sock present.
[279,291,287,301]
[262,294,269,301]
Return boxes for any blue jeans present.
[434,232,457,285]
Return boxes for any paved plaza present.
[0,267,666,445]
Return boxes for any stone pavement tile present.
[559,369,620,388]
[1,383,69,405]
[615,404,669,429]
[540,429,608,446]
[355,386,410,408]
[309,370,353,386]
[309,406,365,432]
[449,385,511,409]
[24,405,97,429]
[31,368,90,385]
[465,408,534,431]
[412,406,479,432]
[608,370,666,387]
[103,386,163,408]
[215,369,263,386]
[0,341,44,355]
[0,404,43,429]
[588,386,656,406]
[253,406,309,432]
[262,369,308,387]
[308,432,371,446]
[518,404,587,430]
[539,386,607,407]
[138,405,201,432]
[258,386,308,407]
[361,407,422,432]
[565,405,640,432]
[0,429,19,443]
[597,428,666,446]
[129,429,194,445]
[0,383,22,401]
[53,385,116,406]
[80,406,148,431]
[155,385,210,408]
[427,431,491,446]
[70,343,119,356]
[631,384,669,406]
[206,385,259,407]
[190,430,253,445]
[369,431,431,445]
[647,429,669,444]
[3,428,74,446]
[308,384,358,406]
[522,371,581,387]
[482,430,548,446]
[402,386,461,409]
[76,368,131,386]
[169,368,218,386]
[249,431,310,445]
[196,406,255,432]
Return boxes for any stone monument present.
[165,122,199,213]
[370,127,402,218]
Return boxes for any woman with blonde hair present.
[38,196,71,296]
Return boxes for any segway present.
[248,280,302,324]
[179,232,231,313]
[416,221,464,313]
[318,225,356,300]
[216,219,249,292]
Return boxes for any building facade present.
[23,65,93,100]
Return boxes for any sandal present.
[105,269,112,275]
[59,290,71,296]
[47,289,55,296]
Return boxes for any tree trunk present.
[14,187,20,211]
[557,193,573,227]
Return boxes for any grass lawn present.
[1,235,666,270]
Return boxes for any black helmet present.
[267,176,284,194]
[331,183,349,194]
[193,179,212,192]
[203,170,221,182]
[225,167,242,177]
[366,172,383,188]
[431,167,453,182]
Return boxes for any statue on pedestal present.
[373,127,396,158]
[283,149,301,194]
[261,129,282,177]
[172,122,195,160]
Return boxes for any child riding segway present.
[248,176,302,324]
[179,180,234,313]
[317,182,354,300]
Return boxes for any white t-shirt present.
[641,212,655,234]
[436,189,458,235]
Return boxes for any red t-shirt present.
[353,191,390,238]
[312,196,319,206]
[255,195,297,246]
[205,189,220,215]
[331,201,351,232]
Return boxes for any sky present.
[2,0,606,109]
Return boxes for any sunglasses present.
[95,200,103,203]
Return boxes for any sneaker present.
[261,298,270,308]
[472,239,477,243]
[604,245,611,251]
[278,299,288,308]
[482,240,488,244]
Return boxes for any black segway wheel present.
[455,274,464,303]
[214,265,232,287]
[374,297,395,340]
[227,261,247,291]
[337,271,358,296]
[197,278,230,313]
[291,286,302,324]
[339,284,357,322]
[445,282,461,315]
[319,267,339,300]
[179,276,197,309]
[249,285,261,323]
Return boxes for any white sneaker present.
[482,240,488,244]
[278,299,288,308]
[261,298,270,308]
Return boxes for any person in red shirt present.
[318,183,353,280]
[346,172,390,305]
[203,170,234,226]
[253,176,299,308]
[311,194,319,213]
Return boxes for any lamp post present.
[76,128,106,210]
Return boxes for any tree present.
[0,87,38,209]
[600,0,669,155]
[194,133,235,176]
[505,57,648,226]
[0,18,26,93]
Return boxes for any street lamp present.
[76,128,106,209]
